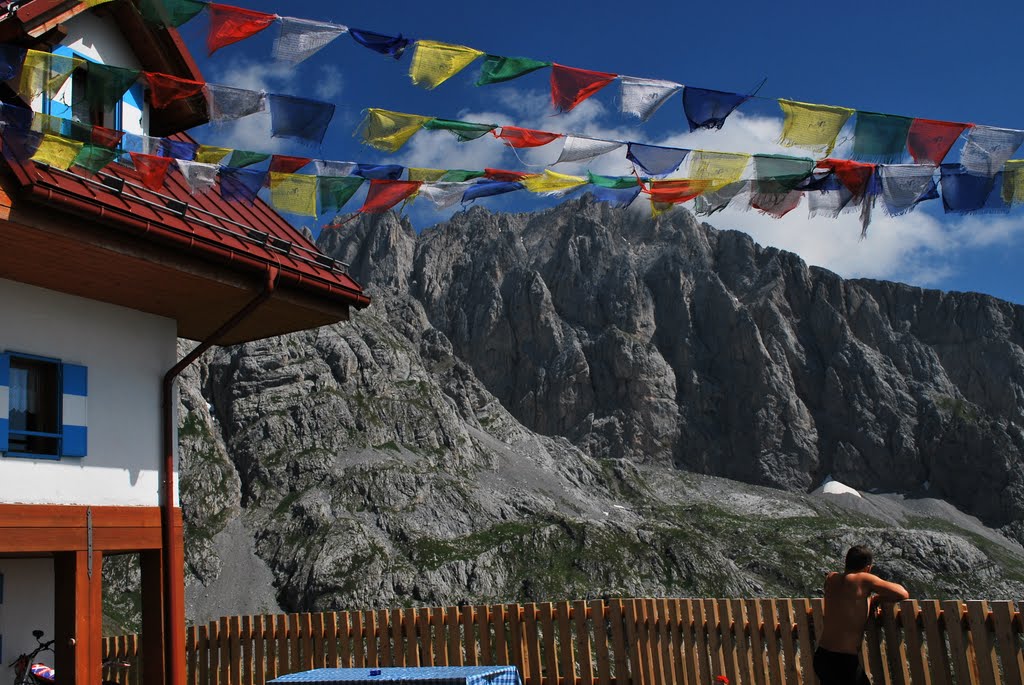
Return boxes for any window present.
[0,352,87,460]
[43,46,144,133]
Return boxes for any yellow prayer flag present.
[651,201,676,218]
[358,109,431,152]
[778,99,854,155]
[407,168,447,183]
[269,172,317,217]
[1002,160,1024,205]
[196,145,232,165]
[81,0,116,6]
[31,134,84,170]
[19,50,84,100]
[688,151,750,191]
[521,169,587,195]
[409,40,484,90]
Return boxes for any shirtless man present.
[814,545,909,685]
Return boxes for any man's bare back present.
[813,546,909,685]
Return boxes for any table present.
[268,666,522,685]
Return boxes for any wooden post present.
[54,550,104,685]
[141,549,167,685]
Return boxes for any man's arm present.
[867,574,909,602]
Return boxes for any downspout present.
[160,266,279,685]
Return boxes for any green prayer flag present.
[587,172,639,189]
[137,0,206,27]
[227,150,270,168]
[318,176,364,213]
[440,169,486,182]
[475,55,551,86]
[752,154,815,194]
[422,118,497,142]
[72,144,120,173]
[83,62,141,112]
[853,111,913,163]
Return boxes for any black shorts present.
[813,647,870,685]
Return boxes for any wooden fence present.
[102,598,1024,685]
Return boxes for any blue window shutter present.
[61,362,87,457]
[0,352,9,452]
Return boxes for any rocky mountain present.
[105,197,1024,631]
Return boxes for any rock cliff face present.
[135,197,1024,629]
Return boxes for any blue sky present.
[175,0,1024,304]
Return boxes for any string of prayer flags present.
[778,100,854,155]
[267,94,335,145]
[129,152,174,191]
[349,28,411,60]
[550,64,617,113]
[175,159,220,195]
[1002,160,1024,205]
[906,118,970,165]
[421,118,497,142]
[318,176,364,213]
[19,50,82,100]
[521,170,587,195]
[939,165,1007,214]
[554,136,624,165]
[83,62,141,112]
[626,143,689,176]
[852,112,913,163]
[226,149,269,168]
[416,181,475,209]
[137,0,206,27]
[0,44,26,80]
[269,172,318,216]
[158,138,198,160]
[359,109,431,152]
[353,163,404,180]
[407,168,447,183]
[269,155,311,174]
[195,145,232,164]
[496,126,562,149]
[314,159,358,177]
[683,87,749,131]
[410,41,484,90]
[146,72,204,108]
[72,144,120,173]
[462,179,524,202]
[360,179,421,213]
[207,4,277,55]
[476,55,550,86]
[220,166,267,203]
[687,151,750,191]
[619,76,682,122]
[204,83,266,122]
[31,134,83,170]
[959,125,1024,176]
[273,17,348,64]
[878,164,938,215]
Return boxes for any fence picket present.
[477,604,493,666]
[640,599,659,685]
[744,599,766,685]
[462,606,478,667]
[940,601,975,685]
[655,600,674,685]
[863,608,887,685]
[493,604,509,667]
[590,600,610,685]
[538,603,559,685]
[574,600,594,685]
[558,601,576,685]
[792,599,814,685]
[691,599,713,685]
[431,607,447,667]
[776,601,799,685]
[199,624,211,685]
[966,601,999,685]
[508,604,528,684]
[338,612,352,669]
[919,601,950,685]
[445,606,462,667]
[209,620,221,685]
[608,600,628,685]
[325,613,339,668]
[419,608,433,667]
[524,604,543,685]
[760,600,783,685]
[623,599,644,685]
[241,615,253,685]
[391,608,405,668]
[899,601,930,685]
[377,609,392,667]
[403,607,420,668]
[991,600,1024,685]
[880,603,909,685]
[730,599,752,685]
[365,611,379,668]
[720,599,739,685]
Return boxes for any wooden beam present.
[142,549,167,685]
[53,550,103,685]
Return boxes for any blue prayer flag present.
[683,87,749,131]
[0,102,34,131]
[626,143,690,176]
[159,139,198,161]
[462,180,524,203]
[587,186,641,208]
[220,167,268,204]
[353,163,404,180]
[939,165,1009,214]
[349,28,410,59]
[268,94,335,146]
[0,44,26,81]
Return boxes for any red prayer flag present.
[359,179,422,213]
[495,126,562,148]
[550,63,617,113]
[642,179,710,204]
[819,158,876,197]
[269,155,311,174]
[484,168,536,182]
[91,125,124,149]
[207,4,277,56]
[145,72,205,109]
[129,152,174,191]
[906,118,971,165]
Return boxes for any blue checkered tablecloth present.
[268,666,522,685]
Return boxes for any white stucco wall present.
[0,559,55,682]
[0,278,179,506]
